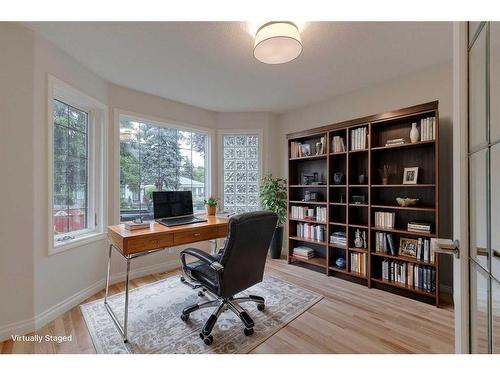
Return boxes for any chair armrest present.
[180,248,224,271]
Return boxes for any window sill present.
[50,231,107,255]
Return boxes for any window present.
[49,76,107,254]
[119,116,209,222]
[222,133,261,214]
[53,100,89,238]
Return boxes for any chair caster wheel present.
[200,333,213,345]
[244,328,254,336]
[181,314,189,322]
[257,303,265,311]
[180,276,185,282]
[198,291,205,297]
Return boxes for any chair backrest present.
[218,211,278,298]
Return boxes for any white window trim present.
[114,109,214,222]
[218,129,264,212]
[47,75,108,255]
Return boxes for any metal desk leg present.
[103,243,131,343]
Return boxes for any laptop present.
[153,191,207,227]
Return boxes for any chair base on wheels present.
[180,293,265,346]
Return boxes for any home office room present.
[1,0,499,372]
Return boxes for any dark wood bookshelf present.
[286,101,440,306]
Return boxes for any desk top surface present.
[108,216,230,239]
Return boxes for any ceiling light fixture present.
[253,21,302,64]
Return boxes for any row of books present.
[296,223,326,242]
[374,211,395,228]
[419,117,436,141]
[330,231,346,247]
[375,232,396,255]
[381,260,436,292]
[331,136,346,153]
[292,246,315,260]
[290,206,327,222]
[290,141,305,158]
[350,252,367,275]
[350,127,367,151]
[415,238,435,263]
[407,221,432,234]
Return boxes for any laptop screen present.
[152,191,194,219]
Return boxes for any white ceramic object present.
[410,123,420,143]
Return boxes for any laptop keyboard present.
[158,216,206,227]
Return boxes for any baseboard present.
[0,259,180,342]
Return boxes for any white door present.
[453,21,500,354]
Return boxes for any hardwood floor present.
[0,259,454,354]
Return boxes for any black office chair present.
[179,211,278,345]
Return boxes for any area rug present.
[80,275,322,354]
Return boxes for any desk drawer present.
[126,234,174,254]
[174,226,219,246]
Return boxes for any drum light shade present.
[254,22,302,64]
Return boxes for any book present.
[124,221,150,230]
[387,234,395,255]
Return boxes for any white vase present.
[410,122,419,143]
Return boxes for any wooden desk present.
[105,216,229,342]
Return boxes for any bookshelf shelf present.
[371,204,436,212]
[289,218,327,225]
[291,256,326,268]
[371,277,435,297]
[289,236,327,246]
[371,140,435,151]
[371,226,436,238]
[287,101,440,306]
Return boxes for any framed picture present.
[399,237,418,257]
[402,167,419,184]
[300,143,311,157]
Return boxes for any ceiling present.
[26,22,452,113]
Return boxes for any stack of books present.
[375,232,396,255]
[296,223,325,242]
[331,136,346,153]
[350,252,366,275]
[290,206,327,222]
[330,231,347,247]
[408,221,432,234]
[124,221,150,231]
[420,117,436,141]
[385,138,405,147]
[382,260,435,292]
[374,211,395,228]
[350,127,367,151]
[293,246,315,260]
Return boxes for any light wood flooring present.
[0,259,454,354]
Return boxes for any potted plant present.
[204,197,218,216]
[259,174,287,259]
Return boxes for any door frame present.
[452,21,470,354]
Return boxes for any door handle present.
[431,238,460,259]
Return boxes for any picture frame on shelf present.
[300,143,311,157]
[402,167,419,185]
[399,237,418,257]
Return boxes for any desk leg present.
[123,258,131,342]
[104,244,112,304]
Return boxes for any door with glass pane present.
[468,21,500,354]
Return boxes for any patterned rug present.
[80,275,322,354]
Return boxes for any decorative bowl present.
[396,197,419,207]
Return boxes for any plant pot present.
[206,205,216,216]
[382,177,389,185]
[270,226,284,259]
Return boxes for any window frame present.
[115,109,213,222]
[218,129,264,213]
[48,75,108,254]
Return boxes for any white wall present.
[277,62,454,287]
[0,23,35,331]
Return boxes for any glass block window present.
[52,99,89,239]
[119,117,209,222]
[222,134,260,214]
